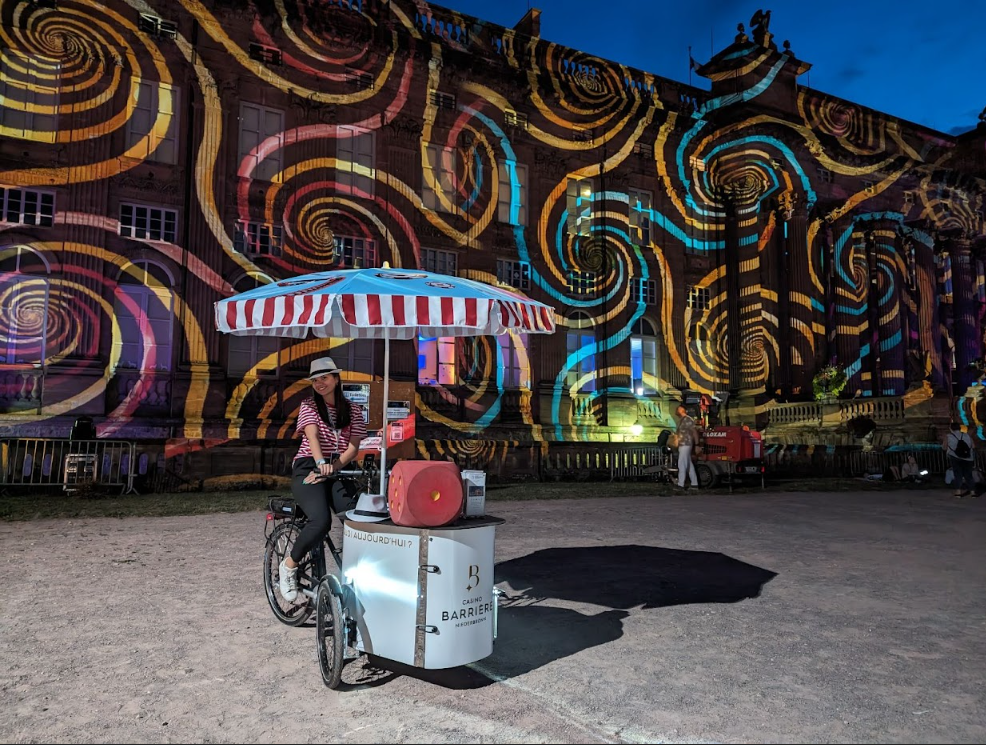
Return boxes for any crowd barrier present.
[0,438,137,494]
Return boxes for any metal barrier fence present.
[0,438,137,494]
[610,447,667,480]
[607,445,980,483]
[763,447,986,480]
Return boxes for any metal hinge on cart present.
[493,587,503,641]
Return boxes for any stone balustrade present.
[838,397,905,422]
[767,401,823,426]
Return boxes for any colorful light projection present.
[0,0,983,465]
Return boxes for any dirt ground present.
[2,487,985,744]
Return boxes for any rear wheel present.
[696,463,717,489]
[316,577,345,689]
[264,522,315,626]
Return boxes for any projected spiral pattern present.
[0,0,981,459]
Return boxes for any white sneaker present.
[279,559,299,602]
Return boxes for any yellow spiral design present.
[0,0,174,185]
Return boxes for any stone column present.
[722,198,742,391]
[951,238,980,390]
[761,199,788,396]
[831,216,864,395]
[912,231,946,391]
[873,227,904,396]
[785,198,814,396]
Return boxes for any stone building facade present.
[0,0,984,480]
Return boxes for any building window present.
[227,273,279,376]
[346,67,373,90]
[497,331,530,389]
[497,160,527,225]
[333,235,377,268]
[565,311,595,393]
[126,80,179,164]
[422,144,457,213]
[421,247,457,276]
[234,221,282,256]
[566,177,595,235]
[496,259,531,290]
[636,277,657,305]
[112,260,174,371]
[937,253,953,301]
[630,317,658,395]
[572,127,592,144]
[1,187,55,227]
[428,90,456,110]
[633,141,653,159]
[817,167,833,184]
[336,125,375,197]
[248,42,283,66]
[629,188,652,245]
[569,270,597,297]
[120,203,178,243]
[0,246,49,365]
[137,13,178,39]
[903,191,915,206]
[238,102,284,182]
[504,110,528,129]
[418,336,456,386]
[687,285,710,311]
[340,338,374,378]
[0,51,60,142]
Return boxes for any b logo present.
[466,564,480,591]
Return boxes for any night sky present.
[435,0,986,135]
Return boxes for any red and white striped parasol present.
[214,265,557,495]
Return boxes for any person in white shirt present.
[943,423,977,498]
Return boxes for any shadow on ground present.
[371,544,777,690]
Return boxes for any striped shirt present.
[294,396,366,461]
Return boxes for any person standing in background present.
[943,422,977,498]
[675,404,699,490]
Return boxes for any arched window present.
[112,260,174,372]
[227,273,279,376]
[565,311,595,393]
[0,246,50,365]
[630,317,658,395]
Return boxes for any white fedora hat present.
[308,356,342,380]
[346,492,390,523]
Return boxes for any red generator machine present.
[696,425,765,488]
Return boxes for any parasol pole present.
[379,327,390,497]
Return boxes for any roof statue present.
[750,9,775,49]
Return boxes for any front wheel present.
[696,463,717,489]
[264,522,315,626]
[316,577,345,689]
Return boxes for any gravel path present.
[1,488,984,743]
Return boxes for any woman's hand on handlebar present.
[303,469,326,485]
[317,460,334,478]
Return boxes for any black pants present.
[949,455,976,493]
[289,456,336,564]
